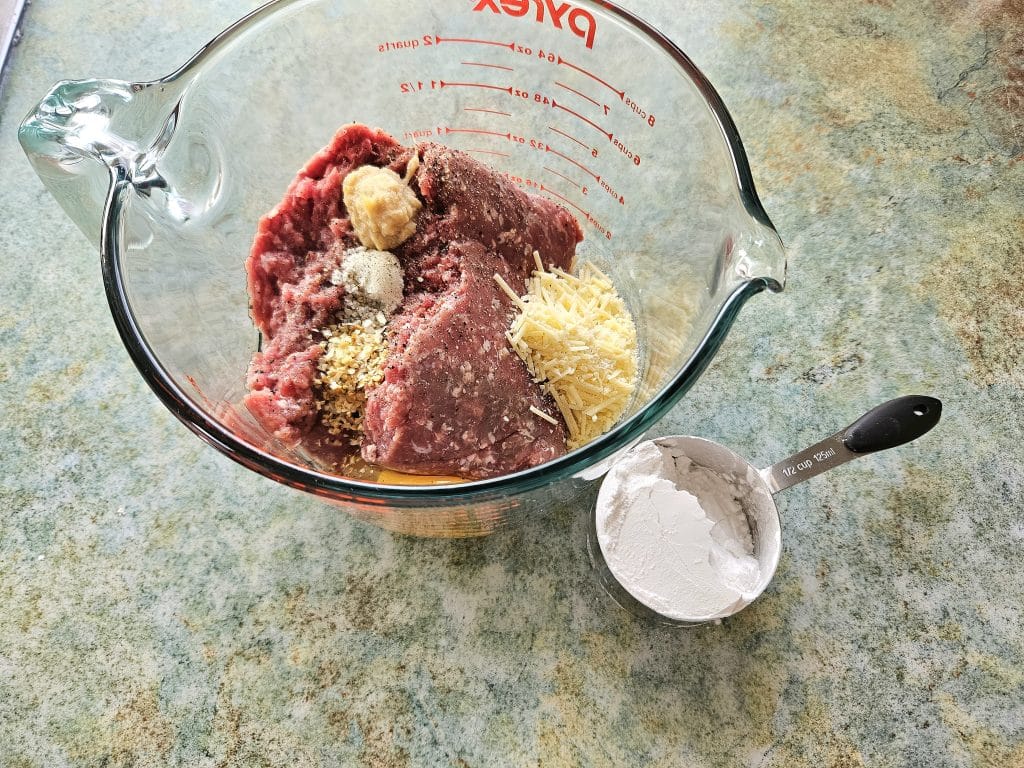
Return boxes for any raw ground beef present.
[244,125,408,449]
[244,124,582,479]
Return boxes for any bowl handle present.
[18,78,178,249]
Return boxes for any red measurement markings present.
[598,176,626,205]
[402,128,437,141]
[445,127,511,139]
[542,184,613,239]
[462,61,514,71]
[543,166,581,189]
[557,55,625,100]
[506,173,611,238]
[555,81,600,108]
[548,125,593,154]
[464,148,511,157]
[435,34,513,50]
[552,99,613,141]
[465,107,512,117]
[439,80,513,94]
[544,144,600,181]
[540,183,590,219]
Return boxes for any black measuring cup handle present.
[761,395,942,493]
[844,396,942,453]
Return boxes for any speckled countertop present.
[2,1,1022,766]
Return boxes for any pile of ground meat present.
[244,124,583,479]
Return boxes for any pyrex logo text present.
[472,0,597,50]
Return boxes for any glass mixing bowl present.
[20,0,785,537]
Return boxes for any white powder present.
[596,440,763,621]
[330,246,404,319]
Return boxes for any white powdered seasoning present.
[596,441,762,621]
[330,246,404,318]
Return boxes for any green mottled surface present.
[2,1,1022,766]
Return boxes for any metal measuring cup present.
[588,395,942,626]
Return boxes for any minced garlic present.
[342,164,421,251]
[496,259,638,450]
[316,318,388,439]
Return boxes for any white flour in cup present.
[596,440,762,621]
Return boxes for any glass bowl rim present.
[99,0,785,504]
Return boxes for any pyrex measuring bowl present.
[19,0,786,537]
[590,396,942,625]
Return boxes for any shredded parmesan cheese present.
[316,318,388,441]
[529,405,560,425]
[500,258,638,450]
